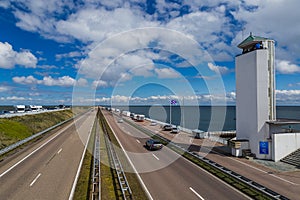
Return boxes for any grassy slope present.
[0,110,73,149]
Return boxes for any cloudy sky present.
[0,0,299,105]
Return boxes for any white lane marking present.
[0,114,82,179]
[136,139,141,144]
[57,148,62,154]
[200,146,299,186]
[30,173,41,187]
[152,154,160,160]
[68,113,95,200]
[105,114,154,200]
[226,156,299,186]
[189,187,205,200]
[269,173,299,185]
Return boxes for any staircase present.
[281,148,300,167]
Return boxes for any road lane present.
[104,111,250,200]
[0,109,96,200]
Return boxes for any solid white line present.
[30,173,41,187]
[152,153,160,160]
[105,114,154,200]
[136,139,141,144]
[189,187,205,200]
[202,145,299,186]
[0,114,83,178]
[57,148,62,154]
[269,173,299,185]
[226,156,299,185]
[68,113,95,200]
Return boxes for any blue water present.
[113,106,300,131]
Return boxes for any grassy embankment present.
[0,110,74,150]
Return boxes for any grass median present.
[99,110,148,200]
[73,118,96,200]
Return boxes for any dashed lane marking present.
[189,187,205,200]
[57,148,62,154]
[152,154,160,160]
[30,173,41,187]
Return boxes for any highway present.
[0,109,96,200]
[103,110,250,200]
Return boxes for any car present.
[117,118,124,123]
[170,127,180,134]
[145,139,163,150]
[162,124,172,131]
[150,121,157,126]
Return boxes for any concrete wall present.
[272,132,300,161]
[236,49,272,159]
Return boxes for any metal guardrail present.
[101,117,132,200]
[0,117,74,156]
[92,134,100,200]
[124,118,290,200]
[0,109,92,157]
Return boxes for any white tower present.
[235,34,275,159]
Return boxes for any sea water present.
[114,106,300,131]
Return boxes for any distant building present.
[14,105,25,113]
[231,33,300,161]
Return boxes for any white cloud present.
[55,51,82,60]
[92,80,108,88]
[276,89,300,104]
[0,86,10,92]
[276,60,300,74]
[154,68,180,79]
[42,76,75,86]
[13,75,38,85]
[231,0,300,62]
[6,96,27,101]
[207,62,229,74]
[13,75,87,87]
[55,7,158,43]
[0,42,37,69]
[0,0,10,8]
[276,90,300,96]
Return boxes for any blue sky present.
[0,0,300,105]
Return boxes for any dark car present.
[145,139,163,150]
[162,124,172,131]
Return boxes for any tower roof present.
[238,33,269,49]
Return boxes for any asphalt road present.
[103,111,250,200]
[0,109,96,200]
[137,117,300,200]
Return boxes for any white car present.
[117,118,124,123]
[150,121,157,126]
[170,127,180,134]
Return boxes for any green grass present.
[0,119,31,149]
[0,110,74,149]
[73,119,96,200]
[98,110,148,200]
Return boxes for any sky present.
[0,0,300,106]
